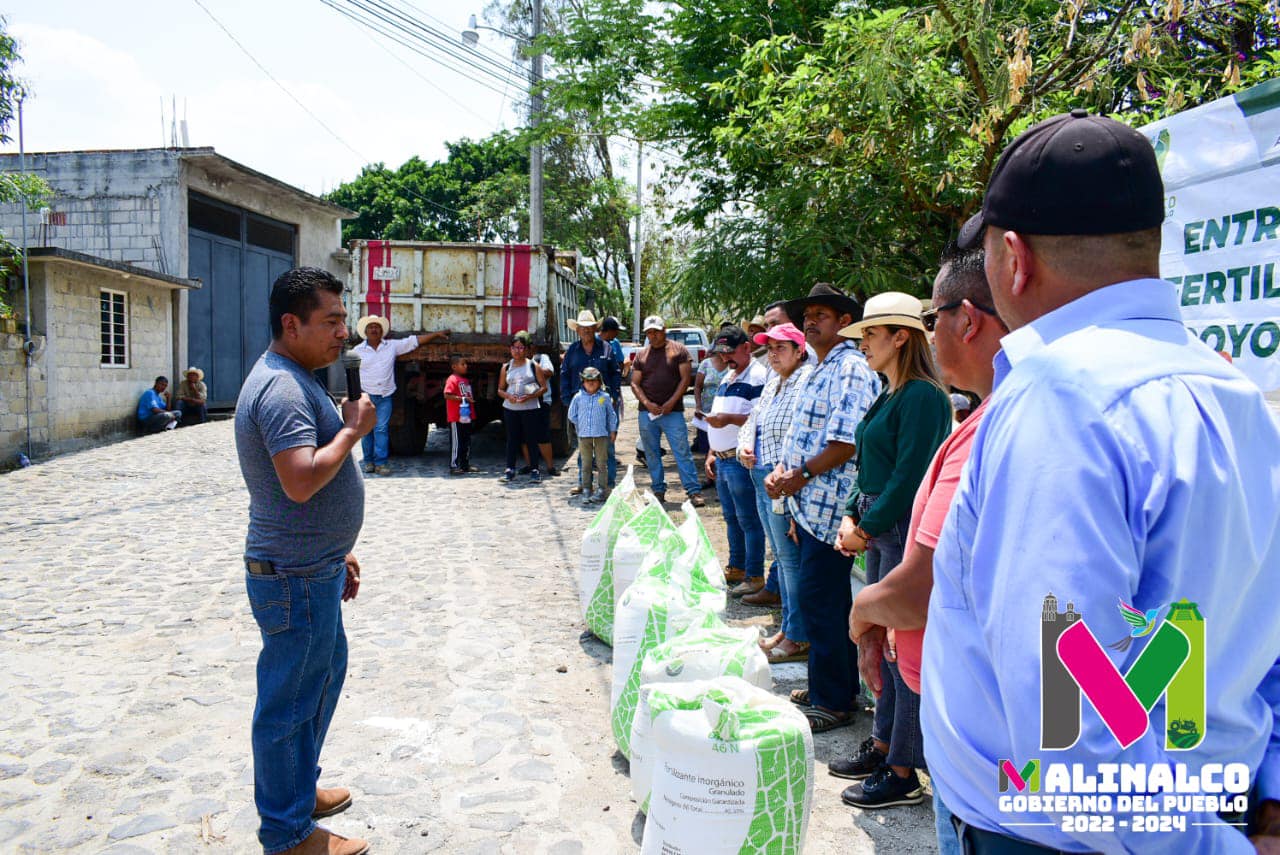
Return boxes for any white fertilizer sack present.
[630,627,772,810]
[610,576,724,757]
[641,678,814,855]
[579,466,644,645]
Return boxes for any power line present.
[321,0,528,100]
[322,0,500,123]
[363,0,521,82]
[335,0,529,91]
[190,0,365,162]
[191,0,467,219]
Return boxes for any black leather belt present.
[952,818,1076,855]
[246,560,275,576]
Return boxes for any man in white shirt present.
[351,315,448,475]
[704,326,770,596]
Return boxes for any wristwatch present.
[801,462,814,480]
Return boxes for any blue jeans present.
[794,523,858,712]
[245,560,349,854]
[637,410,701,496]
[361,393,392,467]
[865,513,926,769]
[934,788,961,855]
[714,456,764,576]
[751,465,806,643]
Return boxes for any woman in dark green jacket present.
[831,291,953,811]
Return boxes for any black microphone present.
[342,352,362,400]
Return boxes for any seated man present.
[137,376,180,433]
[175,366,208,425]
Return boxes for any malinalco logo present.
[998,759,1040,793]
[1040,595,1205,751]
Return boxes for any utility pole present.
[529,0,543,246]
[633,141,642,339]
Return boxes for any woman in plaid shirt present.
[738,322,814,664]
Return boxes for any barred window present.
[100,289,128,367]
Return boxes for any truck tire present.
[389,398,429,456]
[550,405,577,457]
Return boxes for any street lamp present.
[462,7,544,247]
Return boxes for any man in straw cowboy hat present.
[921,110,1280,853]
[175,366,208,425]
[350,315,449,476]
[561,309,622,490]
[764,282,879,733]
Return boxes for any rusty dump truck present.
[346,240,580,456]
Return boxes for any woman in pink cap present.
[737,321,813,663]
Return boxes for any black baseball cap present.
[601,316,623,332]
[957,109,1165,249]
[711,327,749,353]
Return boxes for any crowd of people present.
[230,110,1280,854]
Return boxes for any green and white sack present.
[641,678,814,855]
[615,504,726,613]
[631,627,772,811]
[610,575,723,757]
[676,499,728,595]
[579,466,644,645]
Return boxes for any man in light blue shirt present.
[922,110,1280,852]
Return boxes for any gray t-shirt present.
[235,350,364,569]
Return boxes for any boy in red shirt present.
[443,354,475,475]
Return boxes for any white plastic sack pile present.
[579,466,645,645]
[610,575,724,757]
[613,501,727,614]
[675,499,728,596]
[630,627,772,811]
[641,677,814,855]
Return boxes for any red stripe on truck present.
[500,245,534,336]
[365,239,390,321]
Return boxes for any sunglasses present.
[921,300,998,332]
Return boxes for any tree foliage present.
[0,19,51,319]
[542,0,1280,310]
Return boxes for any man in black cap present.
[764,282,880,733]
[922,110,1280,852]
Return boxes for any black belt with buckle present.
[246,560,275,576]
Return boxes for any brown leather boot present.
[278,827,369,855]
[313,786,352,818]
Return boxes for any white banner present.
[1141,79,1280,391]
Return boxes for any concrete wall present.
[182,160,346,278]
[0,325,49,466]
[0,150,185,275]
[22,261,176,457]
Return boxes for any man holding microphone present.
[235,267,375,855]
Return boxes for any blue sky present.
[0,0,529,194]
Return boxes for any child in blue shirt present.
[567,367,619,503]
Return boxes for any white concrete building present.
[0,147,355,409]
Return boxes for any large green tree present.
[541,0,1280,314]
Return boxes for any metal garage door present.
[187,193,295,406]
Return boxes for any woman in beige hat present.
[827,291,953,809]
[175,366,207,425]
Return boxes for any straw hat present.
[839,292,926,338]
[184,366,204,381]
[356,315,389,339]
[567,309,600,331]
[742,314,767,333]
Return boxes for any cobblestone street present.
[0,407,935,853]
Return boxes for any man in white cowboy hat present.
[561,309,622,490]
[350,315,449,475]
[175,366,208,425]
